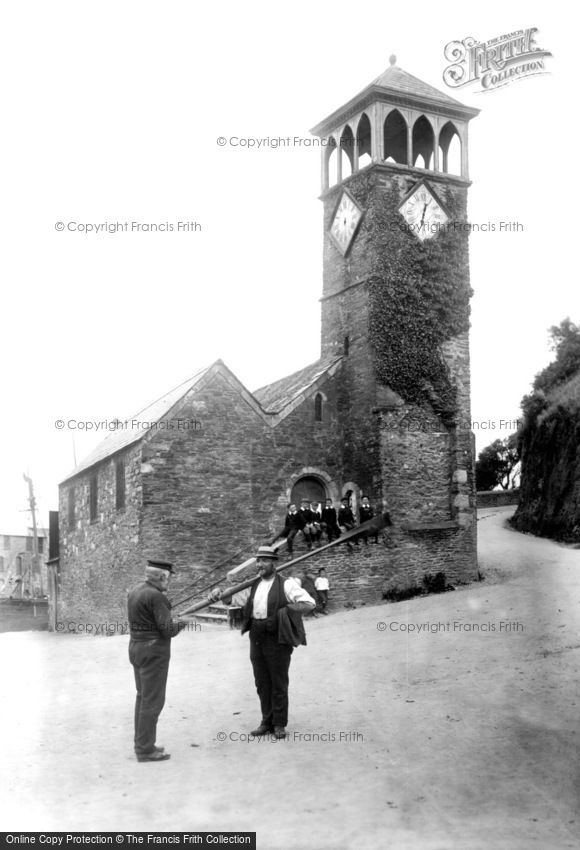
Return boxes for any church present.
[54,58,479,627]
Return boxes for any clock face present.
[329,192,363,256]
[398,182,449,241]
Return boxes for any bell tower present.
[310,57,480,578]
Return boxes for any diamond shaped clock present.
[398,181,449,241]
[329,191,363,256]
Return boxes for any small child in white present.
[314,568,330,615]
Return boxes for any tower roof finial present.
[389,54,397,66]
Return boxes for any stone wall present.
[477,489,520,508]
[311,526,475,608]
[57,443,143,629]
[140,372,260,600]
[249,360,383,540]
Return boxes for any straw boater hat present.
[255,546,278,561]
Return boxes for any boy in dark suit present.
[338,497,356,532]
[359,496,379,544]
[338,497,358,550]
[299,499,315,550]
[321,498,341,543]
[281,503,305,557]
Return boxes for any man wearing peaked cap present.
[146,559,175,573]
[127,557,188,762]
[217,544,315,739]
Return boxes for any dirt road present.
[2,507,579,849]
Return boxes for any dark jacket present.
[277,606,307,647]
[338,506,356,527]
[321,506,339,528]
[127,581,182,642]
[283,511,306,533]
[359,505,375,524]
[299,507,314,524]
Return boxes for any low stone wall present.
[477,489,519,508]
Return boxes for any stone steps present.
[181,600,231,626]
[178,535,385,625]
[187,611,228,625]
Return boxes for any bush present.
[422,571,451,594]
[383,584,423,602]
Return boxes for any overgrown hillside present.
[511,320,580,542]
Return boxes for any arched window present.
[340,126,355,179]
[314,393,323,422]
[325,137,338,188]
[357,113,372,169]
[383,110,407,164]
[439,122,461,175]
[412,116,434,170]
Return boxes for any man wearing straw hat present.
[219,545,315,739]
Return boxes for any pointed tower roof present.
[311,56,478,136]
[371,56,465,106]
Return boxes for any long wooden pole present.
[179,513,389,616]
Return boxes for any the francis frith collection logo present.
[443,28,552,92]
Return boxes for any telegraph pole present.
[23,474,40,597]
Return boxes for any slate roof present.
[370,63,464,107]
[310,60,478,137]
[254,356,342,414]
[61,364,212,482]
[61,355,343,484]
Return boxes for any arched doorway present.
[291,475,327,507]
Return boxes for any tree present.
[476,435,520,491]
[533,318,580,394]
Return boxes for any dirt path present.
[2,507,580,849]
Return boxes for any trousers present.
[249,624,293,728]
[129,638,170,754]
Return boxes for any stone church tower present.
[54,58,479,629]
[309,57,479,557]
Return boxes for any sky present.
[0,1,574,534]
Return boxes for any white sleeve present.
[231,587,251,606]
[283,577,315,606]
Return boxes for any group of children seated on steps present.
[277,496,380,556]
